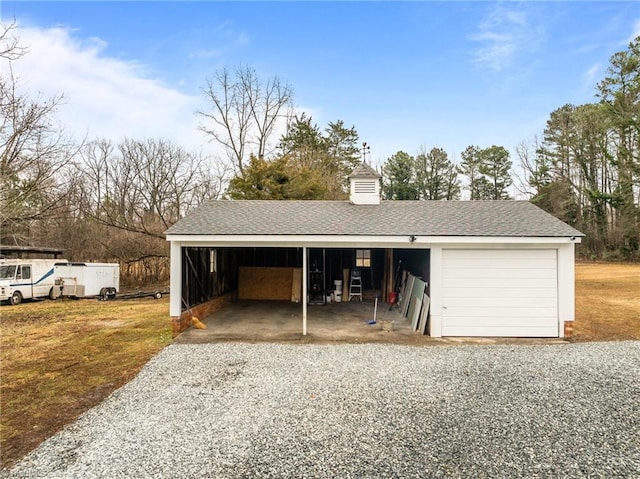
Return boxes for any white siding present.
[441,249,558,337]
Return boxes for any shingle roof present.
[348,162,382,179]
[165,200,584,238]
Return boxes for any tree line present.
[1,22,638,285]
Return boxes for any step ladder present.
[349,269,362,302]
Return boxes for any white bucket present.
[334,280,343,289]
[334,292,342,303]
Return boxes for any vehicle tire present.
[154,291,163,299]
[10,291,22,305]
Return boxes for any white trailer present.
[54,263,120,299]
[0,259,68,305]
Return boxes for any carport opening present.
[180,246,431,334]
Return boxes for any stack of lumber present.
[396,271,430,335]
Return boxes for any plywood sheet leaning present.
[238,267,293,300]
[398,271,410,316]
[291,268,302,303]
[411,278,426,303]
[406,295,416,326]
[411,295,423,331]
[401,274,415,318]
[408,277,426,329]
[397,271,407,314]
[418,294,431,335]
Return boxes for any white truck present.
[0,259,68,305]
[54,262,120,299]
[0,260,120,304]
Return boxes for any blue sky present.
[1,1,638,169]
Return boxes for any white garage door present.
[442,249,558,337]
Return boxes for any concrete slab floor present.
[173,299,568,346]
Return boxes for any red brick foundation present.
[563,321,574,339]
[171,292,235,337]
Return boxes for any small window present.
[21,265,31,280]
[210,250,217,273]
[355,249,371,268]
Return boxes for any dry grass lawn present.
[0,263,638,469]
[0,297,171,469]
[573,262,640,342]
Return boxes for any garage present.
[441,249,558,337]
[166,162,584,339]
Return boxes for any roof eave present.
[166,233,582,246]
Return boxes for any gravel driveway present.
[4,341,639,478]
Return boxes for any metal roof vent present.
[348,162,382,205]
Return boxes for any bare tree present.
[79,138,218,240]
[0,21,27,61]
[513,137,547,198]
[415,146,461,200]
[0,24,79,244]
[197,65,293,173]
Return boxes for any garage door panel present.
[443,288,557,303]
[443,284,557,298]
[444,260,557,272]
[443,318,558,331]
[443,268,557,280]
[442,249,558,337]
[444,307,558,319]
[443,296,557,308]
[443,277,556,289]
[442,325,558,337]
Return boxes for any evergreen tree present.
[459,146,483,199]
[227,114,360,200]
[477,145,512,199]
[382,151,419,200]
[597,36,640,258]
[415,147,460,200]
[227,154,329,200]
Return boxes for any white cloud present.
[6,24,212,152]
[471,5,543,73]
[582,63,600,90]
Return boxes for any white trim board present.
[166,234,580,248]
